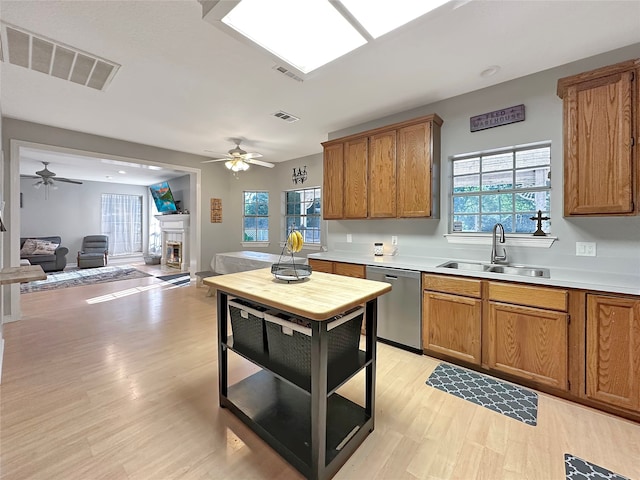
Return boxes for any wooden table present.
[0,265,46,285]
[204,268,391,480]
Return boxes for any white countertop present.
[307,251,640,296]
[213,251,306,274]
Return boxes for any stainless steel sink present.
[437,260,550,278]
[486,265,550,278]
[438,261,488,272]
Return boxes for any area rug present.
[426,363,538,425]
[565,454,629,480]
[156,273,191,287]
[20,265,151,293]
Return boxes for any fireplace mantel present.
[154,214,190,228]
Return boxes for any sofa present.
[20,236,69,272]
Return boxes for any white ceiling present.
[2,0,640,184]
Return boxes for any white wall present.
[20,177,150,261]
[323,43,640,276]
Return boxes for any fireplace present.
[154,214,189,271]
[166,241,182,268]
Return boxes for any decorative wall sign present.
[210,198,222,223]
[470,104,525,132]
[292,166,307,185]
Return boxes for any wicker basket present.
[264,307,363,377]
[228,299,268,358]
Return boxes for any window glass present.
[451,144,551,233]
[284,187,322,245]
[101,194,143,255]
[243,191,269,241]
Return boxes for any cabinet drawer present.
[488,282,567,311]
[308,259,334,274]
[422,274,481,298]
[334,262,365,278]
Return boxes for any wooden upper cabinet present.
[343,137,368,219]
[368,130,397,218]
[322,143,344,219]
[557,59,638,216]
[397,121,433,217]
[586,294,640,412]
[321,113,442,220]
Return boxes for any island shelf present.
[205,268,391,480]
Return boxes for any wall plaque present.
[210,198,222,223]
[470,104,525,132]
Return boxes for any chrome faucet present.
[491,223,508,264]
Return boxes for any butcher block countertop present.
[0,265,46,285]
[204,267,391,321]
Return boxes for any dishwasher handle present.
[385,275,398,280]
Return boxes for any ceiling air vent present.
[272,65,304,83]
[1,22,120,91]
[272,110,300,123]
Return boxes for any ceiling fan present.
[201,141,274,172]
[21,161,83,198]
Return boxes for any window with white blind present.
[451,144,551,233]
[101,194,143,255]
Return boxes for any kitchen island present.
[204,268,391,480]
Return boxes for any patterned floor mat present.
[565,454,629,480]
[426,363,538,425]
[156,273,191,287]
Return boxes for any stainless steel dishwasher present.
[366,265,422,353]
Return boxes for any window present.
[451,144,551,233]
[101,194,143,255]
[243,191,269,242]
[285,187,321,245]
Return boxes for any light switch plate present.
[576,241,596,256]
[391,236,398,246]
[346,234,352,243]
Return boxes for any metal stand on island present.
[204,267,391,480]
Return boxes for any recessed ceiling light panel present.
[222,0,366,73]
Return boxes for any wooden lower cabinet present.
[423,291,481,365]
[487,302,569,390]
[307,258,334,274]
[586,294,640,412]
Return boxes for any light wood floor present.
[1,271,639,480]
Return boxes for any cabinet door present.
[322,143,344,219]
[308,259,334,274]
[423,291,481,365]
[333,262,365,279]
[397,122,432,217]
[563,71,634,215]
[344,137,368,218]
[586,295,640,411]
[488,302,568,390]
[368,130,397,218]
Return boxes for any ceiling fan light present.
[33,181,42,189]
[225,159,250,172]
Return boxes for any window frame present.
[241,190,270,247]
[282,185,322,248]
[449,142,552,235]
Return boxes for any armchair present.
[77,235,109,269]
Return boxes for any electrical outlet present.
[346,234,352,243]
[391,236,398,246]
[576,242,596,256]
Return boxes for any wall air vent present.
[272,110,300,123]
[0,22,120,91]
[272,65,304,83]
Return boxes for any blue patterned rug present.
[426,363,538,425]
[20,265,151,293]
[565,454,629,480]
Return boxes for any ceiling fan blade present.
[54,178,83,185]
[241,152,263,160]
[201,157,230,164]
[20,174,41,179]
[247,158,275,168]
